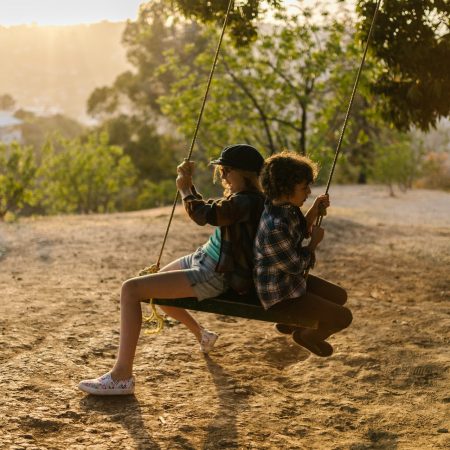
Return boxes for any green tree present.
[136,179,178,209]
[357,0,450,131]
[158,7,365,162]
[371,132,423,195]
[170,0,282,45]
[0,142,37,219]
[309,42,384,184]
[38,133,137,214]
[99,115,182,181]
[87,1,208,121]
[14,110,85,151]
[174,0,450,131]
[86,1,201,180]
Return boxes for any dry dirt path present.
[1,185,449,450]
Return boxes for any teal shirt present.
[202,227,221,263]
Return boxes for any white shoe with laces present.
[200,329,219,354]
[78,372,135,395]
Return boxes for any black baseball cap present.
[209,144,264,174]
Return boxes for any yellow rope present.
[138,264,165,335]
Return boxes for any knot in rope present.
[139,263,160,276]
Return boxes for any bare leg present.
[111,269,197,380]
[156,259,205,341]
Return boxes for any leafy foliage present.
[99,115,183,181]
[86,1,199,183]
[357,0,450,131]
[136,179,177,209]
[0,142,37,219]
[159,6,380,177]
[173,0,450,131]
[310,47,383,184]
[37,133,137,214]
[170,0,282,45]
[14,110,85,151]
[161,1,435,188]
[371,131,424,195]
[87,1,207,121]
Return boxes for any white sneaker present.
[200,329,219,354]
[78,372,135,395]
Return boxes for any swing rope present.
[140,0,234,334]
[317,0,382,226]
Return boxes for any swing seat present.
[152,290,318,329]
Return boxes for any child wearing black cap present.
[79,144,265,395]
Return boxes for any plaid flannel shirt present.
[253,201,315,309]
[183,186,265,294]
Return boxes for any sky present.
[0,0,144,26]
[0,1,349,27]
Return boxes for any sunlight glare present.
[0,0,144,26]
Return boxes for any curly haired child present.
[254,151,352,357]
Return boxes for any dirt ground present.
[1,185,449,450]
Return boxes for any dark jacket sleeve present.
[183,187,254,227]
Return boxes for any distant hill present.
[0,22,130,123]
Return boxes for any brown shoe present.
[291,330,333,357]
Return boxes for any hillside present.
[0,22,129,122]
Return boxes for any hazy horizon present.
[0,22,129,123]
[0,1,357,124]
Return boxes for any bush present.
[371,135,423,195]
[37,133,137,213]
[0,142,37,219]
[136,179,177,209]
[416,152,450,191]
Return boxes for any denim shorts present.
[179,247,228,300]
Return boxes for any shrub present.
[38,133,137,213]
[136,179,177,209]
[371,136,423,195]
[416,152,450,191]
[0,142,37,219]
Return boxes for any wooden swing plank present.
[152,295,318,328]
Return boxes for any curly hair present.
[260,151,318,200]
